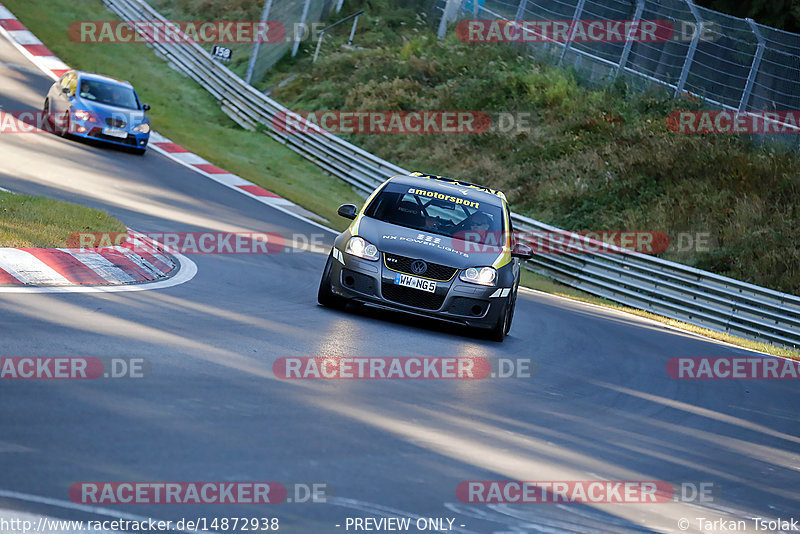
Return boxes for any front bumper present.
[328,249,509,329]
[70,122,149,149]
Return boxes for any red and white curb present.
[0,232,173,286]
[0,5,68,81]
[0,232,196,293]
[0,3,334,235]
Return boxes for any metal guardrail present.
[104,0,800,349]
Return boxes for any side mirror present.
[511,243,533,259]
[142,104,151,111]
[337,204,358,220]
[62,87,70,95]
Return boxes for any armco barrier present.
[103,0,800,349]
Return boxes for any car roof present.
[74,71,134,88]
[390,172,507,206]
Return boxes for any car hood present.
[357,218,506,269]
[75,99,148,124]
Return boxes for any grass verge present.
[0,191,125,247]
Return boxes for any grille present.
[384,253,457,281]
[381,283,445,310]
[105,117,127,128]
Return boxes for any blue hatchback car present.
[44,70,151,154]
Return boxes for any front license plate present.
[394,273,436,293]
[102,127,128,138]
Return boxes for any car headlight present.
[460,266,497,286]
[345,236,379,261]
[133,123,150,134]
[72,110,94,122]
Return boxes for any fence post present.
[615,0,644,78]
[515,0,528,21]
[674,0,703,96]
[292,0,312,57]
[244,0,273,84]
[738,18,765,111]
[313,30,326,63]
[348,14,360,45]
[437,0,463,40]
[559,0,586,64]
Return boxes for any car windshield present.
[78,79,140,110]
[364,182,505,245]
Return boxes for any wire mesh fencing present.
[435,0,800,146]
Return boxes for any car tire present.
[318,253,345,309]
[133,148,147,156]
[59,109,71,138]
[42,99,51,129]
[505,287,518,334]
[488,290,515,342]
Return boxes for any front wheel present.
[488,290,516,342]
[318,253,344,309]
[58,109,71,137]
[43,99,51,129]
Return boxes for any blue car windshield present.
[364,182,505,245]
[79,80,140,110]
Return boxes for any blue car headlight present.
[133,123,151,134]
[72,110,95,122]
